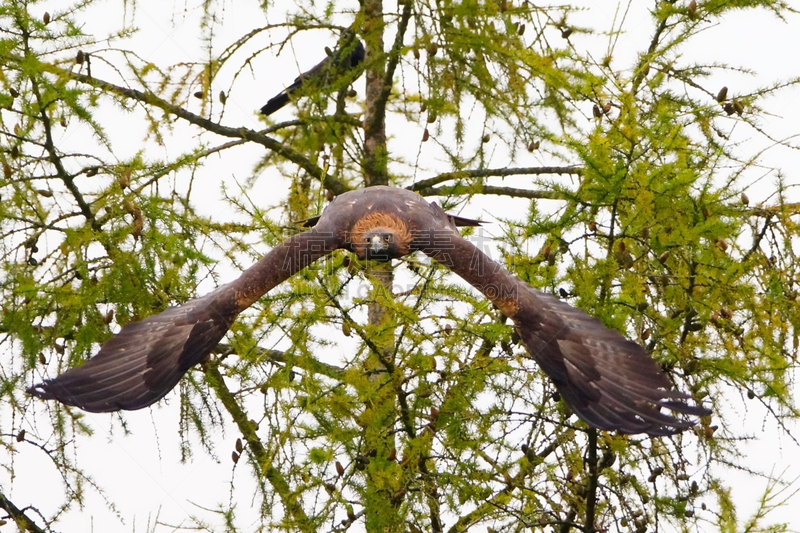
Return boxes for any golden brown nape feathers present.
[348,212,412,261]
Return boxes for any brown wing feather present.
[419,225,709,436]
[27,292,235,411]
[28,230,340,412]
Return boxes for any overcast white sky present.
[6,0,800,531]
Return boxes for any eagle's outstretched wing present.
[28,230,340,412]
[417,214,709,436]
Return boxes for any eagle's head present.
[360,228,405,261]
[350,212,412,261]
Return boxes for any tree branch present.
[584,429,598,533]
[203,360,314,532]
[409,166,583,191]
[214,342,344,380]
[23,32,100,231]
[416,183,561,200]
[38,62,352,195]
[0,492,46,533]
[374,0,413,134]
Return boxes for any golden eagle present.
[28,186,709,436]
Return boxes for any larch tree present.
[1,0,799,532]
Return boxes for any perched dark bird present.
[28,186,710,436]
[260,39,365,116]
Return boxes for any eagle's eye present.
[383,235,391,242]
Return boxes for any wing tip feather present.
[27,382,56,401]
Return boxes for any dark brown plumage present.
[28,186,709,435]
[260,39,365,116]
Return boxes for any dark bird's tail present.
[260,92,292,116]
[259,38,365,116]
